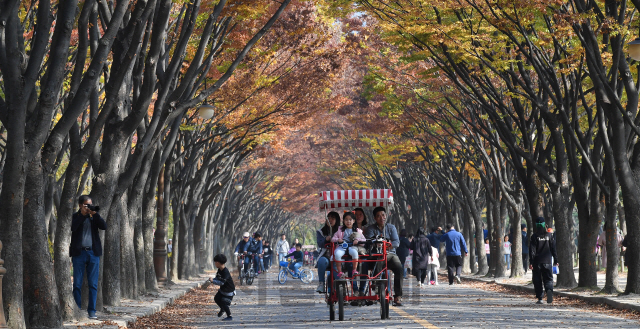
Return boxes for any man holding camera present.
[70,195,107,319]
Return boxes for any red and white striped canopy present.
[319,189,394,211]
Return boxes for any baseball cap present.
[243,232,250,238]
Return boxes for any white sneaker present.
[316,282,325,293]
[417,282,422,287]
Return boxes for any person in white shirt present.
[276,234,290,263]
[427,245,440,285]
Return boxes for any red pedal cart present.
[319,189,395,321]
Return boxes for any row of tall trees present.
[0,0,349,328]
[317,0,640,295]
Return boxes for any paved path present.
[130,268,640,328]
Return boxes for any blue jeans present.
[278,254,286,263]
[289,262,302,275]
[242,255,251,271]
[317,257,329,282]
[505,254,511,270]
[251,254,263,272]
[72,249,100,314]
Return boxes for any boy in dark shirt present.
[209,254,236,321]
[285,243,304,276]
[529,217,558,304]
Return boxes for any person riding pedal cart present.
[358,207,405,306]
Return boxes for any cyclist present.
[247,233,264,275]
[234,232,252,272]
[284,243,304,276]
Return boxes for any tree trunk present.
[54,153,85,320]
[143,152,161,291]
[509,204,524,278]
[22,154,62,328]
[462,206,473,274]
[603,100,640,294]
[493,194,507,278]
[581,214,601,287]
[603,149,621,293]
[178,204,189,279]
[188,211,198,276]
[0,84,27,329]
[486,195,495,277]
[603,186,621,293]
[134,202,146,295]
[45,175,56,245]
[116,191,138,299]
[577,183,602,288]
[170,200,180,282]
[551,184,578,288]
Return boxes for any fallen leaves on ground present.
[463,276,640,322]
[128,288,216,329]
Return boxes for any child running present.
[284,243,304,276]
[332,211,365,279]
[208,254,236,321]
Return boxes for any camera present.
[87,205,100,212]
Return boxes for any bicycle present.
[236,253,256,285]
[278,260,314,284]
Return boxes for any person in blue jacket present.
[442,223,468,285]
[234,232,252,272]
[246,233,263,274]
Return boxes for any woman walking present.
[410,227,433,287]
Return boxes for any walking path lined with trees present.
[126,272,640,328]
[4,0,640,327]
[0,1,346,327]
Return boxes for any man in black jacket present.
[70,195,107,319]
[529,217,558,304]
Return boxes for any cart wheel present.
[378,282,387,320]
[329,301,335,321]
[384,293,390,319]
[246,268,255,285]
[337,283,345,321]
[278,269,287,284]
[300,269,313,283]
